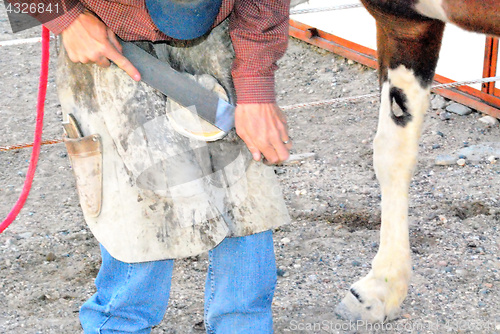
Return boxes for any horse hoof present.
[335,286,397,323]
[335,300,362,322]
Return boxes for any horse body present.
[335,0,500,322]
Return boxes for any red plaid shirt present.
[40,0,290,103]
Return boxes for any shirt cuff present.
[43,1,85,35]
[233,76,276,104]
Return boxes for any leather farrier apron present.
[57,3,289,263]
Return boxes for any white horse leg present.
[337,66,428,322]
[336,13,446,321]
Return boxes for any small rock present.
[277,268,286,277]
[432,144,441,150]
[435,155,455,166]
[455,143,500,162]
[46,252,56,261]
[444,266,453,273]
[193,321,205,331]
[439,111,452,120]
[478,115,499,126]
[438,215,448,224]
[457,158,466,166]
[488,155,497,164]
[308,274,317,281]
[274,167,286,175]
[431,95,447,110]
[286,153,317,163]
[446,103,472,116]
[427,213,438,220]
[280,237,291,245]
[438,260,448,267]
[424,268,434,276]
[351,260,361,267]
[18,232,33,239]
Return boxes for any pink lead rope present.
[0,26,50,233]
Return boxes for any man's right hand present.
[61,11,141,81]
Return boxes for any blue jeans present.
[80,231,277,333]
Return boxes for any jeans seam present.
[97,263,135,332]
[204,253,216,334]
[264,280,276,304]
[264,267,278,305]
[96,315,112,334]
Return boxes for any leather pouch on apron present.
[63,134,103,218]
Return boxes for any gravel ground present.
[1,11,500,334]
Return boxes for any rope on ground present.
[0,77,498,152]
[281,76,500,111]
[0,139,63,152]
[432,76,500,90]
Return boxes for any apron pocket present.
[64,134,103,217]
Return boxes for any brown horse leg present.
[336,8,446,322]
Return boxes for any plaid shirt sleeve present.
[42,0,86,35]
[229,0,290,104]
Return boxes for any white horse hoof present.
[335,271,407,323]
[335,287,390,323]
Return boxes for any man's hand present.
[235,103,292,164]
[61,11,140,81]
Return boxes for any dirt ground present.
[1,11,500,334]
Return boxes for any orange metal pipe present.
[433,73,500,110]
[289,20,378,69]
[482,37,498,96]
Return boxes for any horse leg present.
[336,10,446,322]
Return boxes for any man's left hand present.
[235,103,292,164]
